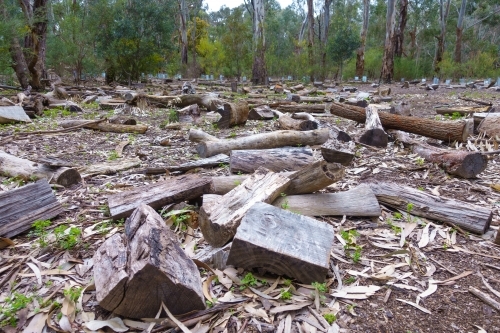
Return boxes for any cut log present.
[368,181,492,234]
[188,128,219,143]
[216,102,249,129]
[272,184,380,217]
[299,96,326,103]
[248,105,275,120]
[226,202,334,284]
[173,94,223,111]
[0,151,81,186]
[277,113,318,131]
[0,106,31,124]
[297,87,317,96]
[94,205,205,318]
[291,84,304,92]
[79,158,141,177]
[59,120,148,134]
[321,139,356,165]
[330,102,472,142]
[286,160,344,195]
[0,180,63,238]
[210,174,260,195]
[142,154,230,174]
[53,86,69,99]
[435,105,492,115]
[109,116,137,125]
[108,174,213,220]
[277,104,326,113]
[178,104,201,123]
[473,113,500,132]
[230,147,314,174]
[196,128,330,158]
[358,105,388,148]
[199,168,290,247]
[458,96,492,106]
[193,240,232,270]
[477,114,500,138]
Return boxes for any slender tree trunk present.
[251,0,267,85]
[381,0,396,83]
[10,38,30,88]
[409,28,417,59]
[355,0,369,77]
[307,0,314,82]
[433,0,451,74]
[179,0,188,66]
[320,0,333,81]
[454,0,467,63]
[394,0,408,58]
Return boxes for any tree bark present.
[434,0,452,73]
[394,0,408,58]
[9,38,30,89]
[321,139,355,165]
[216,102,249,128]
[454,0,467,63]
[248,105,275,120]
[355,0,370,77]
[359,105,388,148]
[320,0,333,80]
[251,0,267,85]
[229,147,314,174]
[381,0,397,83]
[307,0,314,81]
[179,0,188,66]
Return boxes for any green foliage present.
[54,226,82,250]
[344,276,356,285]
[312,282,327,293]
[283,279,292,287]
[0,293,33,327]
[279,289,292,300]
[323,313,337,325]
[341,229,362,263]
[415,157,425,166]
[108,150,119,161]
[64,286,83,302]
[327,27,360,80]
[29,219,51,248]
[168,109,179,123]
[240,272,258,290]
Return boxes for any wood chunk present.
[94,205,205,318]
[277,114,318,131]
[0,106,31,124]
[193,241,232,270]
[230,147,314,174]
[368,181,492,234]
[108,174,213,220]
[216,101,249,128]
[478,114,500,138]
[321,139,355,166]
[199,168,290,247]
[359,105,388,148]
[272,184,380,217]
[59,120,148,134]
[109,116,137,125]
[226,202,334,283]
[0,180,63,238]
[248,105,275,120]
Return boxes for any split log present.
[0,106,31,124]
[199,168,290,247]
[0,151,81,186]
[226,202,334,284]
[321,139,355,165]
[275,110,318,131]
[79,157,141,177]
[109,116,137,125]
[94,205,205,318]
[216,102,249,128]
[297,87,317,96]
[248,105,275,120]
[196,128,330,158]
[358,105,388,148]
[188,128,219,143]
[173,94,223,111]
[107,174,213,220]
[277,104,326,113]
[477,114,500,138]
[0,180,63,238]
[272,184,380,217]
[193,241,232,270]
[368,181,492,234]
[59,120,148,134]
[330,102,472,142]
[435,105,492,115]
[141,154,230,174]
[230,147,314,174]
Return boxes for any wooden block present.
[321,139,355,166]
[0,106,31,124]
[227,202,334,283]
[230,147,314,174]
[108,175,213,220]
[0,180,63,238]
[94,205,205,318]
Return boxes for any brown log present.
[94,205,205,318]
[174,94,223,111]
[230,147,314,174]
[196,128,330,158]
[59,120,148,134]
[321,139,355,165]
[248,105,275,120]
[330,102,472,142]
[368,181,492,234]
[53,86,69,99]
[226,202,334,284]
[0,180,63,238]
[277,104,326,113]
[109,116,137,125]
[216,101,249,128]
[291,84,304,91]
[359,105,388,148]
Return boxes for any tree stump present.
[216,102,249,129]
[359,105,388,148]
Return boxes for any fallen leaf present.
[270,301,313,314]
[84,317,129,332]
[26,262,42,286]
[396,299,431,314]
[22,312,48,333]
[418,223,431,248]
[416,281,438,304]
[59,315,73,332]
[0,237,14,249]
[434,271,473,284]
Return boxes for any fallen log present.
[188,128,219,143]
[230,147,314,174]
[477,114,500,138]
[458,96,492,106]
[0,180,63,238]
[94,205,205,318]
[435,105,492,115]
[274,110,318,131]
[108,116,137,125]
[107,174,213,220]
[0,151,81,186]
[321,139,355,166]
[473,113,500,132]
[0,106,31,124]
[248,105,275,120]
[79,157,141,177]
[277,104,326,113]
[173,94,223,111]
[177,104,201,123]
[368,181,492,234]
[226,202,334,284]
[195,128,330,158]
[330,102,472,142]
[59,120,148,134]
[141,154,230,174]
[216,101,249,129]
[359,105,388,148]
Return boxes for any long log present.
[435,105,492,115]
[59,120,148,134]
[277,104,326,113]
[196,128,330,158]
[330,102,472,142]
[174,94,223,111]
[216,101,249,128]
[142,154,230,174]
[230,147,314,174]
[368,181,492,234]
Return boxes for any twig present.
[458,96,492,106]
[469,286,500,311]
[482,263,500,271]
[428,257,457,275]
[442,221,468,236]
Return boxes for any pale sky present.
[206,0,295,12]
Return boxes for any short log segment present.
[196,128,330,158]
[188,128,219,143]
[321,139,355,166]
[94,205,205,318]
[199,168,290,247]
[368,181,492,234]
[277,104,326,113]
[248,105,274,120]
[174,94,223,111]
[59,120,148,134]
[277,114,318,131]
[108,175,213,220]
[230,147,314,174]
[226,202,334,284]
[0,180,63,238]
[0,151,81,186]
[478,114,500,138]
[330,102,472,142]
[216,102,249,129]
[359,105,388,148]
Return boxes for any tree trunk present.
[358,105,388,148]
[434,0,451,73]
[381,0,397,83]
[9,38,30,89]
[394,0,408,58]
[454,0,467,63]
[229,147,314,174]
[251,0,267,85]
[307,0,314,82]
[320,0,333,80]
[179,0,188,66]
[356,0,370,77]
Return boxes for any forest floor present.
[1,82,500,333]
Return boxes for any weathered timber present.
[0,180,63,238]
[297,87,317,96]
[188,128,219,143]
[0,106,31,124]
[277,104,326,113]
[59,120,148,134]
[196,128,330,158]
[458,96,492,106]
[94,205,205,318]
[321,139,355,166]
[178,104,201,123]
[473,113,500,132]
[359,105,388,148]
[272,184,380,217]
[0,151,81,186]
[299,96,327,103]
[108,116,137,125]
[216,102,249,128]
[330,102,472,142]
[141,154,230,174]
[248,105,275,120]
[435,105,492,115]
[226,202,334,284]
[173,94,223,111]
[230,147,314,174]
[277,113,318,131]
[477,114,500,138]
[108,174,213,220]
[368,181,492,234]
[79,158,141,177]
[199,168,290,247]
[193,240,232,270]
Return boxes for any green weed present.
[0,292,33,327]
[323,313,337,325]
[341,230,362,263]
[64,286,82,302]
[279,289,292,300]
[240,272,259,290]
[108,150,119,161]
[29,219,51,248]
[54,226,81,250]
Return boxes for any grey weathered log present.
[193,240,232,270]
[94,205,205,318]
[216,102,249,129]
[273,184,380,217]
[368,181,492,234]
[230,147,314,174]
[359,105,388,148]
[59,120,148,134]
[108,175,213,220]
[248,105,275,120]
[321,139,355,166]
[435,105,492,115]
[178,104,201,123]
[477,114,500,138]
[109,116,137,125]
[196,128,330,158]
[226,202,334,284]
[277,114,318,131]
[199,168,290,247]
[79,158,141,177]
[277,104,326,113]
[0,180,63,238]
[143,154,230,174]
[188,128,219,143]
[0,106,31,124]
[174,94,223,111]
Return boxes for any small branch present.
[469,286,500,311]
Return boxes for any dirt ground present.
[1,82,500,333]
